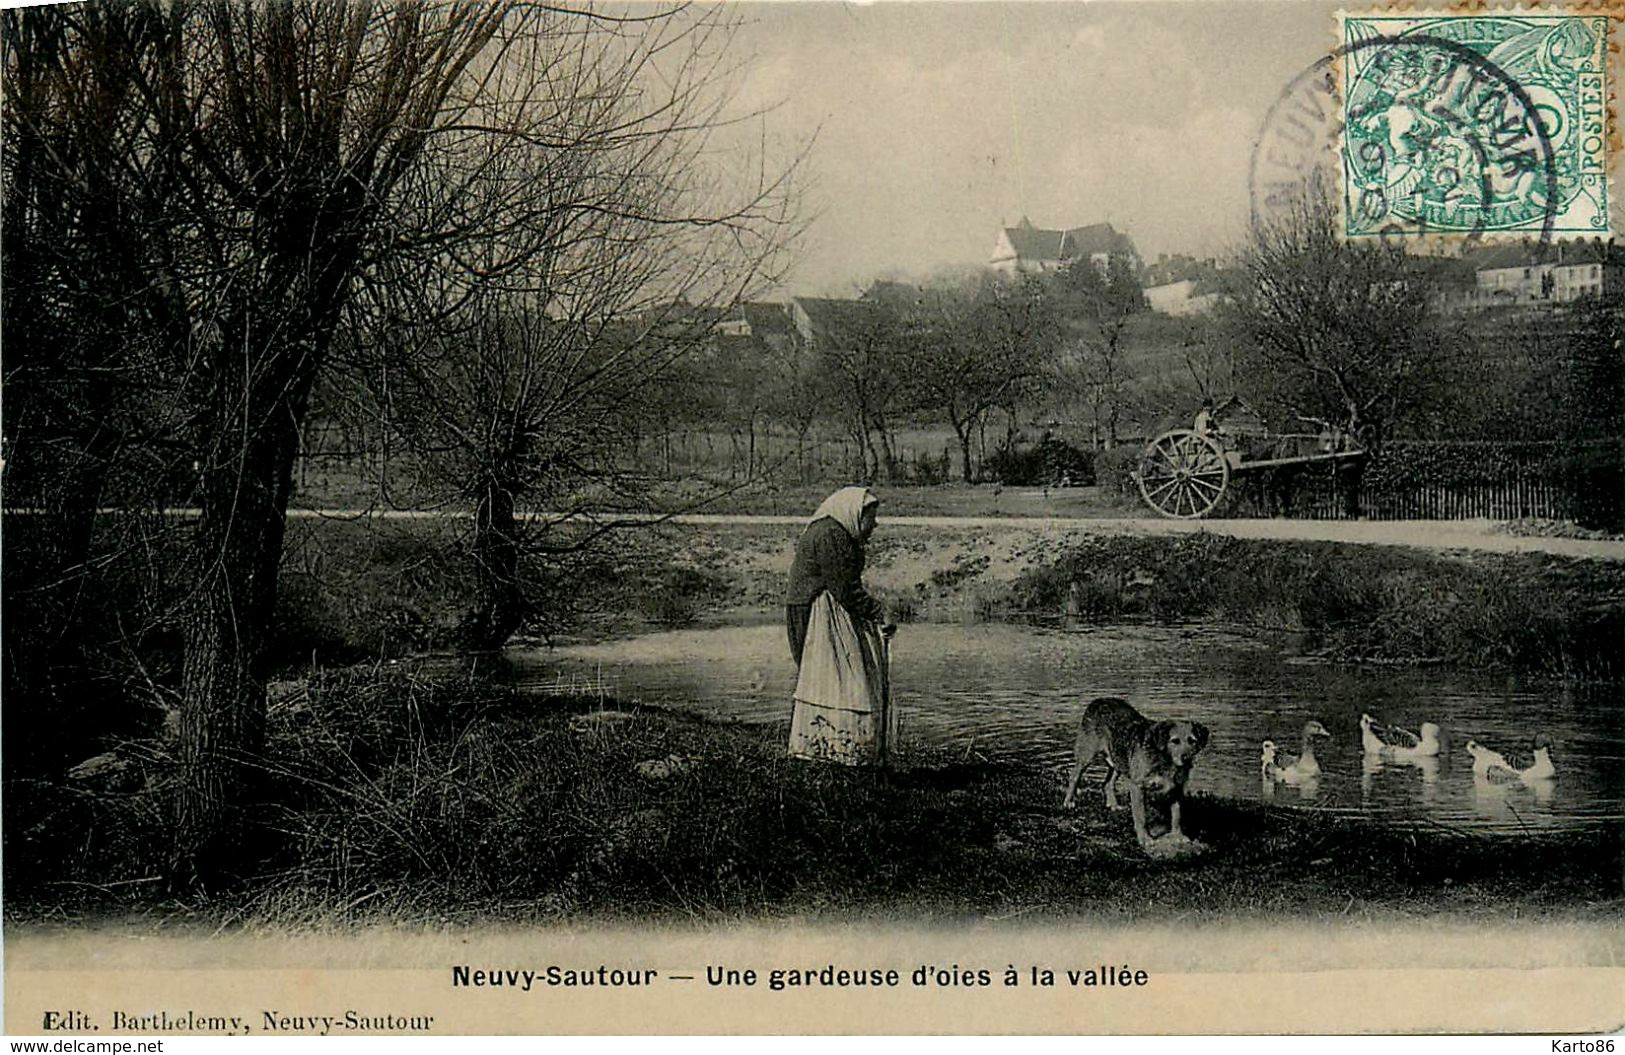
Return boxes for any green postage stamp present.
[1339,10,1610,241]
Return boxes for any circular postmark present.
[1251,22,1579,246]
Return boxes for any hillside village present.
[708,216,1625,357]
[628,209,1621,518]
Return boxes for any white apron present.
[789,592,895,766]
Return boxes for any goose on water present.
[1466,734,1555,785]
[1263,720,1331,785]
[1360,713,1441,761]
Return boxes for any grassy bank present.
[6,667,1618,926]
[639,480,1131,518]
[999,534,1625,678]
[280,517,1625,680]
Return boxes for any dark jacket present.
[784,515,884,666]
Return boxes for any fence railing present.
[1289,477,1576,521]
[1246,438,1621,524]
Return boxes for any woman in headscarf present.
[784,486,895,766]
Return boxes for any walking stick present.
[879,625,894,768]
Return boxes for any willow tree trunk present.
[949,409,976,483]
[747,413,758,479]
[876,424,898,484]
[171,365,310,887]
[464,475,525,652]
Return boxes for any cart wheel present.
[1137,429,1230,519]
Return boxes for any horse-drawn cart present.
[1134,413,1368,519]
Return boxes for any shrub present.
[1553,439,1625,531]
[900,448,954,486]
[984,436,1094,486]
[636,566,731,628]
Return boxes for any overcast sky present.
[728,1,1340,295]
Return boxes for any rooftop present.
[1464,240,1623,272]
[1000,217,1136,264]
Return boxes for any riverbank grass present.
[1003,533,1625,677]
[275,519,1625,679]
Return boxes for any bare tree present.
[348,7,802,650]
[806,296,911,483]
[3,0,800,884]
[722,338,810,483]
[1221,174,1452,515]
[2,4,197,760]
[751,324,825,486]
[165,0,537,885]
[1048,252,1146,449]
[1177,316,1238,402]
[1223,174,1444,448]
[681,323,802,484]
[907,273,1056,481]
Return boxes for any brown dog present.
[1062,697,1209,849]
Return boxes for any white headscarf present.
[808,486,878,540]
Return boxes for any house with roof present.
[1143,253,1212,288]
[1142,256,1235,316]
[788,295,884,350]
[1144,277,1228,316]
[989,217,1140,278]
[715,301,800,353]
[1468,241,1624,306]
[704,291,911,363]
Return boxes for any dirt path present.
[904,515,1625,561]
[283,507,1625,561]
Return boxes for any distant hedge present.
[1361,439,1623,529]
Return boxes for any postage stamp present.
[1337,10,1611,241]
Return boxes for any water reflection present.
[1470,775,1556,828]
[511,622,1624,835]
[1362,754,1439,809]
[1262,774,1322,802]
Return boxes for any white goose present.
[1467,734,1556,785]
[1360,713,1442,761]
[1263,721,1331,785]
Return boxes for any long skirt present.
[788,592,895,766]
